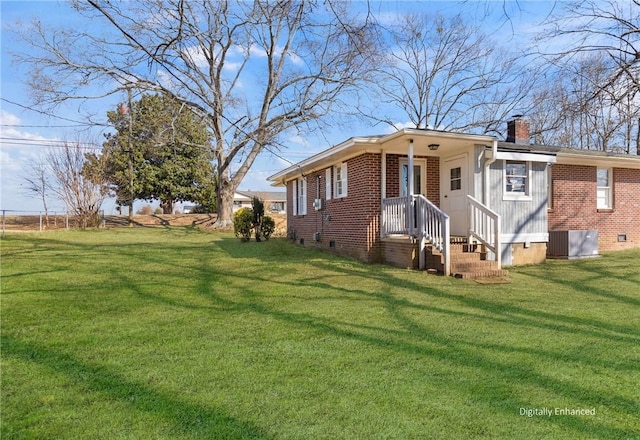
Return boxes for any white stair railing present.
[381,196,410,235]
[467,195,501,269]
[381,195,451,275]
[414,195,450,275]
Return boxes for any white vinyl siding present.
[597,168,612,209]
[333,162,347,198]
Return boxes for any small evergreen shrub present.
[252,197,265,242]
[261,216,275,241]
[233,208,253,242]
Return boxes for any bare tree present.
[366,12,536,134]
[22,156,51,227]
[13,0,376,226]
[47,142,107,228]
[537,0,640,154]
[528,54,640,153]
[537,0,640,117]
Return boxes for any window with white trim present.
[504,160,531,199]
[292,177,307,215]
[333,162,347,198]
[325,168,332,200]
[597,168,612,209]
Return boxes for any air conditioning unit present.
[548,230,599,259]
[313,198,325,211]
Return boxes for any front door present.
[441,154,468,236]
[400,158,426,196]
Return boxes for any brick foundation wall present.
[382,238,419,269]
[287,153,383,263]
[549,164,640,251]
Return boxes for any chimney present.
[506,117,530,144]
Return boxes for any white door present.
[441,155,468,236]
[399,158,426,196]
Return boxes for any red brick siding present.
[287,153,383,263]
[287,152,442,264]
[426,156,440,206]
[549,164,640,251]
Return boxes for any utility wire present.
[1,98,110,127]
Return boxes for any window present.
[325,168,332,200]
[333,162,347,198]
[597,168,612,209]
[450,167,462,191]
[504,160,530,199]
[293,177,307,215]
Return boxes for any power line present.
[1,124,91,128]
[0,98,109,127]
[0,136,101,150]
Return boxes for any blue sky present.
[1,0,557,214]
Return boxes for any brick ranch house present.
[268,119,640,277]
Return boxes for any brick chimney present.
[506,117,530,144]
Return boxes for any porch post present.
[408,139,414,196]
[407,139,414,236]
[381,150,386,200]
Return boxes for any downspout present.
[484,139,501,269]
[484,139,498,206]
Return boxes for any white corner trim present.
[500,233,549,243]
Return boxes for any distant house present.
[234,190,287,214]
[268,119,640,278]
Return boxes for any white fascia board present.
[267,136,381,184]
[556,152,640,169]
[489,151,557,163]
[382,128,495,145]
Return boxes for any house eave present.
[496,142,640,169]
[268,129,497,186]
[267,136,382,185]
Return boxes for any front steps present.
[426,240,509,280]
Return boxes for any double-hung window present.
[333,162,347,198]
[597,168,612,209]
[292,177,307,215]
[504,160,531,200]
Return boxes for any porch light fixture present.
[428,143,440,151]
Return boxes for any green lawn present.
[1,228,639,439]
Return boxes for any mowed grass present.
[1,228,639,440]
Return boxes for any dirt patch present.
[3,213,287,234]
[104,214,216,228]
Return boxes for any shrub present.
[252,197,265,242]
[137,205,154,215]
[233,208,253,242]
[261,216,275,241]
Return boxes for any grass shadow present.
[2,336,272,439]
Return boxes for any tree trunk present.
[160,199,173,214]
[215,180,236,228]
